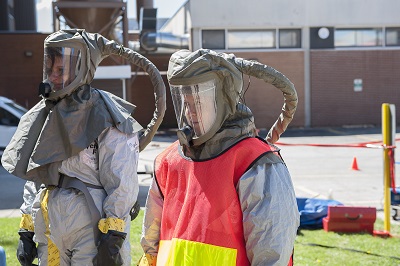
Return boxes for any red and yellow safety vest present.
[154,137,275,266]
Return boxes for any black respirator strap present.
[38,82,52,98]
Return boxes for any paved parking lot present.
[277,127,392,208]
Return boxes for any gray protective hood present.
[168,49,297,146]
[42,29,166,151]
[1,85,142,185]
[168,49,297,160]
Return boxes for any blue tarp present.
[297,197,343,229]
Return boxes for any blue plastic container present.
[0,246,6,266]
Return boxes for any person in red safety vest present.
[139,49,299,266]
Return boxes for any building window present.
[202,30,225,49]
[279,29,301,48]
[386,27,400,46]
[335,28,382,47]
[227,30,275,49]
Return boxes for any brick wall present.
[233,51,305,130]
[310,50,400,127]
[0,33,46,108]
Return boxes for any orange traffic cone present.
[351,157,360,171]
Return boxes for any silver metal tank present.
[54,0,131,42]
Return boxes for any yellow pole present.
[381,103,392,233]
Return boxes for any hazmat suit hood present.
[167,49,297,159]
[40,29,125,101]
[1,29,166,184]
[168,49,243,147]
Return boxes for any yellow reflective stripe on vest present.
[157,238,237,266]
[40,188,60,266]
[98,217,125,233]
[20,214,34,231]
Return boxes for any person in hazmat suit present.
[1,28,166,266]
[138,49,299,266]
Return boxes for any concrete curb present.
[0,209,20,218]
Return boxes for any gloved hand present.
[93,230,126,266]
[137,253,157,266]
[130,201,141,221]
[17,230,37,266]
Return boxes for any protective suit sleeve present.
[238,154,299,266]
[140,178,164,257]
[20,181,41,229]
[98,127,139,221]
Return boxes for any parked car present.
[0,96,28,157]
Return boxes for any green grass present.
[295,219,400,265]
[0,213,399,265]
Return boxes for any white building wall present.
[190,0,400,28]
[161,3,191,35]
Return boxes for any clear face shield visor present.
[43,46,82,92]
[170,80,217,139]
